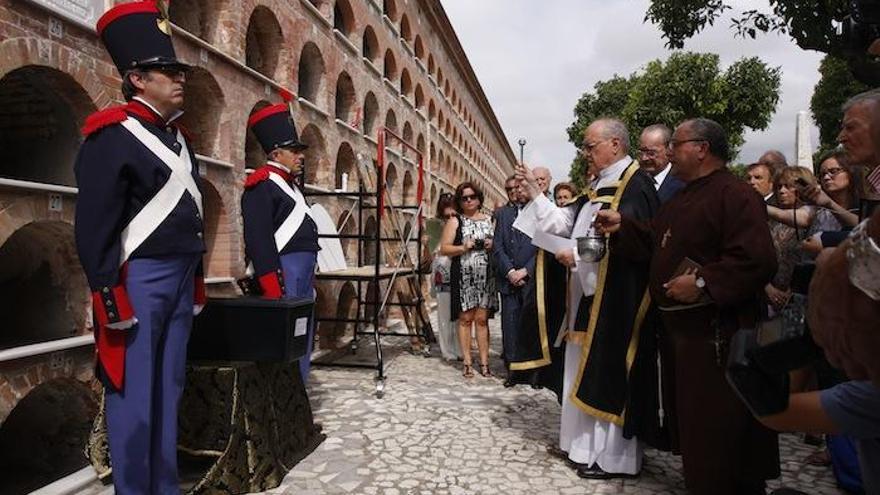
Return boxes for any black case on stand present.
[188,296,314,362]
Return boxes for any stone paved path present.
[263,314,843,495]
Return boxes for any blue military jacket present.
[74,100,205,323]
[241,162,319,296]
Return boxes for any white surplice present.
[515,156,643,474]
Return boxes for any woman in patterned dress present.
[440,183,497,378]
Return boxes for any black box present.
[188,296,314,362]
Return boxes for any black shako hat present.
[248,104,309,154]
[97,1,189,76]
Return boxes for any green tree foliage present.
[644,0,880,84]
[810,55,870,154]
[566,52,781,182]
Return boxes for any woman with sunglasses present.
[440,183,497,378]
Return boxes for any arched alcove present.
[180,67,225,157]
[428,100,436,121]
[169,0,216,41]
[297,42,326,106]
[328,281,357,346]
[334,142,356,191]
[362,91,379,137]
[244,100,272,169]
[0,66,94,186]
[336,211,357,265]
[414,84,424,110]
[382,0,398,22]
[363,215,378,265]
[384,109,398,133]
[201,180,230,279]
[427,54,435,76]
[362,26,379,62]
[334,71,356,123]
[444,80,451,98]
[416,134,425,155]
[0,378,97,494]
[414,36,425,60]
[333,0,355,36]
[400,14,412,42]
[400,68,412,97]
[383,49,398,81]
[429,183,437,213]
[245,6,283,79]
[385,162,398,202]
[402,122,413,146]
[0,221,89,349]
[402,169,414,204]
[299,124,327,185]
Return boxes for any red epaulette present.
[81,106,129,137]
[244,167,271,189]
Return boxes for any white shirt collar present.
[652,163,672,190]
[132,96,184,124]
[593,155,632,189]
[764,192,773,202]
[267,160,291,174]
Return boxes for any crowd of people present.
[428,92,880,494]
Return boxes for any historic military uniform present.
[242,104,320,380]
[74,2,204,493]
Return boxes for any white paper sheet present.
[294,317,308,337]
[532,230,575,255]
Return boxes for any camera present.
[472,238,485,250]
[726,296,824,416]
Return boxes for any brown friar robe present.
[614,168,780,495]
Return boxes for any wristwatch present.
[847,219,880,301]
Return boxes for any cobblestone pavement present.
[265,314,843,495]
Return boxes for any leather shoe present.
[545,445,568,461]
[576,464,638,480]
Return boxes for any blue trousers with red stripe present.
[104,255,199,495]
[280,251,317,383]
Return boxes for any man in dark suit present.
[746,162,776,204]
[494,176,537,384]
[639,124,685,203]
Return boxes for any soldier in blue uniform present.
[242,104,320,381]
[73,2,205,493]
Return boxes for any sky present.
[441,0,825,183]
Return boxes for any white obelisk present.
[795,110,814,171]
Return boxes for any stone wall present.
[0,0,516,449]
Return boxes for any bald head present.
[758,150,787,176]
[533,166,552,194]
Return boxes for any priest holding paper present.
[514,118,664,480]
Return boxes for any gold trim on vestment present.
[509,250,551,370]
[568,161,652,426]
[591,195,615,204]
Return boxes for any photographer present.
[754,207,880,494]
[733,90,880,495]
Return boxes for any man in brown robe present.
[595,118,780,494]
